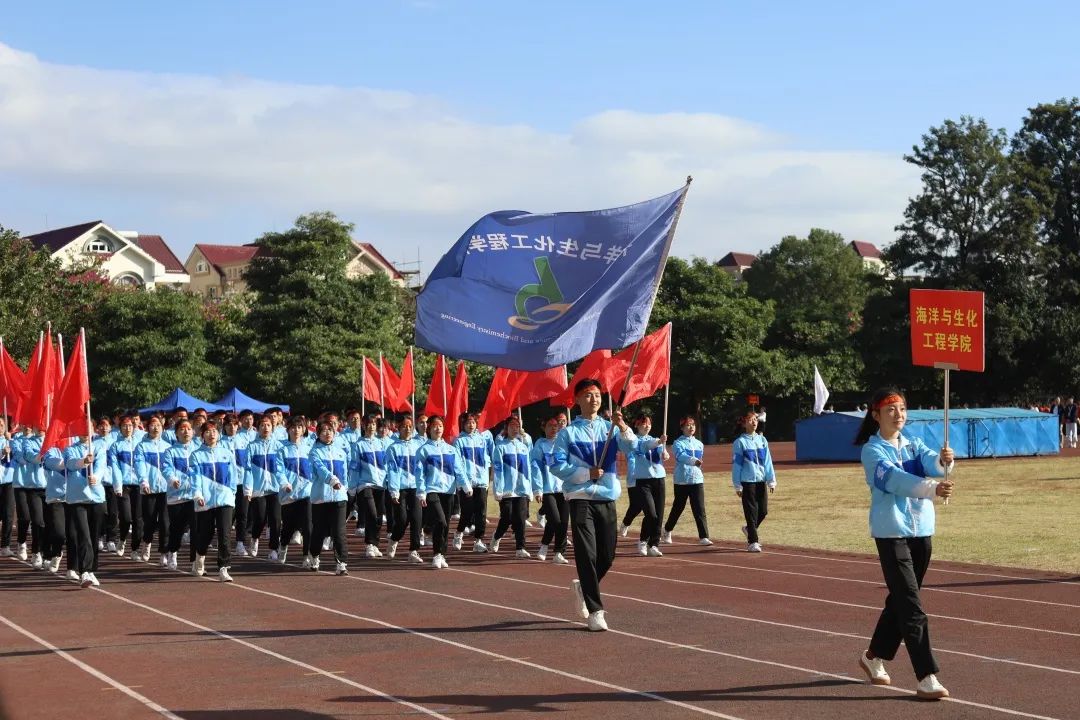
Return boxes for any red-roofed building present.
[849,240,885,273]
[716,251,758,280]
[347,242,406,286]
[22,221,190,288]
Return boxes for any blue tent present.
[795,408,1059,462]
[139,388,229,414]
[214,388,290,414]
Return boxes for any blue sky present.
[2,1,1077,275]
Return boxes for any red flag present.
[445,361,469,440]
[41,330,90,454]
[479,366,567,430]
[423,355,452,418]
[19,333,56,430]
[362,356,382,406]
[611,323,671,406]
[0,339,28,416]
[516,365,568,407]
[380,356,413,413]
[399,349,415,400]
[550,349,628,407]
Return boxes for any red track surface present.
[2,513,1077,720]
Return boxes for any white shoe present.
[66,569,80,582]
[277,548,287,564]
[268,549,279,561]
[17,544,28,560]
[570,579,588,619]
[310,556,320,571]
[524,519,534,528]
[349,509,358,521]
[355,526,365,536]
[219,567,233,583]
[387,540,398,559]
[619,523,630,537]
[142,545,153,562]
[537,544,549,561]
[167,552,178,571]
[491,537,501,553]
[291,531,303,545]
[371,545,383,557]
[106,541,116,554]
[439,554,449,568]
[131,550,142,562]
[408,550,423,564]
[116,540,126,557]
[250,540,259,557]
[181,532,190,546]
[661,531,673,544]
[335,562,348,576]
[0,547,13,557]
[30,553,42,569]
[88,572,100,587]
[698,538,713,546]
[322,538,332,551]
[468,525,476,535]
[192,555,206,576]
[473,540,488,553]
[48,556,62,573]
[858,652,891,686]
[587,610,608,631]
[301,555,313,569]
[637,541,648,556]
[648,546,664,557]
[515,549,531,559]
[450,513,460,521]
[747,542,762,553]
[915,674,949,700]
[80,571,93,588]
[157,551,168,567]
[419,531,427,547]
[553,552,568,564]
[96,539,104,551]
[366,545,380,559]
[432,554,444,569]
[538,515,547,528]
[453,532,463,551]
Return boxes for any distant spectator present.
[823,404,835,414]
[1065,397,1078,449]
[756,406,767,436]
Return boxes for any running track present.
[2,524,1077,720]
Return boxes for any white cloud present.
[0,41,919,268]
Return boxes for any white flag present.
[813,365,829,415]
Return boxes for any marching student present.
[63,430,109,588]
[41,443,69,574]
[621,414,668,556]
[221,414,253,556]
[663,416,712,547]
[162,419,199,571]
[453,413,491,552]
[0,418,14,557]
[414,416,471,569]
[94,417,122,552]
[730,410,774,552]
[135,416,172,566]
[855,387,954,700]
[190,420,240,582]
[14,427,46,567]
[348,413,390,558]
[550,379,636,632]
[161,408,186,445]
[238,410,258,443]
[490,415,538,558]
[267,407,289,443]
[246,416,285,559]
[385,416,426,562]
[277,416,313,565]
[531,415,569,563]
[308,419,349,575]
[109,415,143,559]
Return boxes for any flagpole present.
[379,352,385,416]
[82,328,93,441]
[662,324,672,439]
[361,355,367,417]
[409,346,416,424]
[0,336,8,433]
[442,356,448,417]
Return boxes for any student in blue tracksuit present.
[190,421,240,582]
[662,416,712,547]
[278,416,313,565]
[491,415,538,557]
[245,415,286,559]
[162,419,199,570]
[109,415,143,559]
[532,415,569,563]
[42,443,69,574]
[0,418,15,557]
[309,419,349,575]
[386,416,427,562]
[64,430,109,588]
[348,413,390,558]
[550,379,636,632]
[14,428,46,567]
[854,387,954,701]
[221,414,253,555]
[453,413,491,552]
[620,414,668,556]
[729,410,774,551]
[414,416,471,569]
[135,416,172,566]
[238,410,258,444]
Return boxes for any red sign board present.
[747,394,760,405]
[909,289,985,372]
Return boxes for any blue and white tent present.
[139,388,229,415]
[214,388,291,414]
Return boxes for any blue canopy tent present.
[139,388,229,415]
[214,388,291,414]
[795,408,1059,462]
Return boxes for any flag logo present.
[509,257,572,331]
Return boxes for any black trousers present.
[310,501,347,564]
[493,496,528,550]
[870,537,940,680]
[280,500,312,557]
[43,502,66,561]
[234,490,251,544]
[103,485,119,542]
[540,492,569,553]
[248,494,282,551]
[118,484,143,548]
[358,487,386,545]
[425,492,454,555]
[67,503,104,573]
[457,486,488,540]
[15,487,45,553]
[391,489,423,551]
[166,502,195,560]
[740,482,768,544]
[665,483,709,539]
[141,492,169,555]
[636,478,665,547]
[194,505,233,571]
[570,499,617,614]
[0,483,14,548]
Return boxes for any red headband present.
[873,394,904,409]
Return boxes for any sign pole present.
[937,362,956,505]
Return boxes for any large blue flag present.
[416,184,688,370]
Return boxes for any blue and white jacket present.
[386,436,425,497]
[309,439,349,504]
[731,433,774,489]
[454,431,491,488]
[672,435,704,485]
[220,433,252,491]
[63,437,108,505]
[629,435,667,486]
[190,444,239,511]
[246,436,285,497]
[163,442,199,505]
[348,434,389,493]
[239,427,258,444]
[414,439,471,496]
[529,437,561,495]
[272,425,288,443]
[109,434,141,488]
[43,447,68,503]
[493,435,534,498]
[0,434,13,485]
[550,417,635,502]
[15,434,46,490]
[278,441,312,505]
[135,436,172,494]
[862,432,950,538]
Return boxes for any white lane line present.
[260,561,1062,720]
[449,567,1080,676]
[0,613,183,720]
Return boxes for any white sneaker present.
[310,556,320,571]
[335,562,348,576]
[17,543,27,560]
[570,579,588,619]
[473,540,488,553]
[432,554,444,569]
[158,552,168,567]
[551,552,567,564]
[587,610,608,631]
[48,556,61,573]
[355,526,365,536]
[80,571,93,588]
[747,542,762,553]
[408,550,423,564]
[366,545,379,559]
[698,538,714,546]
[524,519,534,528]
[277,548,287,564]
[619,523,630,538]
[537,544,549,561]
[419,531,427,547]
[349,509,358,521]
[268,549,278,562]
[181,532,190,546]
[96,539,104,551]
[371,545,383,557]
[322,538,332,551]
[637,541,648,556]
[0,547,13,557]
[661,531,673,544]
[250,540,259,557]
[450,513,460,521]
[131,550,143,562]
[915,674,949,700]
[192,555,206,576]
[291,531,303,545]
[30,553,42,569]
[515,549,531,559]
[301,555,313,569]
[453,532,463,551]
[858,652,891,686]
[88,572,100,587]
[219,567,233,583]
[491,537,501,553]
[235,541,247,556]
[116,540,126,557]
[648,546,664,557]
[167,552,178,571]
[539,515,547,528]
[66,569,80,582]
[438,554,449,568]
[106,541,116,554]
[387,540,398,559]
